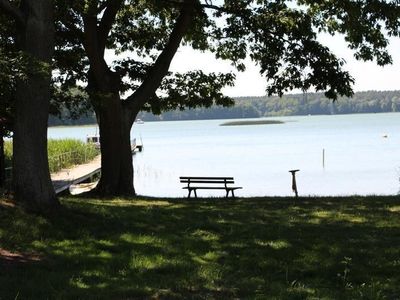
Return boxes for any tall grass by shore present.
[4,139,99,173]
[4,141,12,169]
[47,139,99,172]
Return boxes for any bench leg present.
[187,189,197,199]
[226,189,235,198]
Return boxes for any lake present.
[48,113,400,197]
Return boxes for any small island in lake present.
[220,120,284,126]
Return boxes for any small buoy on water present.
[382,134,388,138]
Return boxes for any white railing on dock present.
[3,148,99,185]
[48,148,99,173]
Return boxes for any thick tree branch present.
[164,0,227,13]
[82,1,123,84]
[126,0,197,112]
[98,0,123,54]
[0,0,25,25]
[85,0,99,16]
[83,14,108,82]
[63,11,85,43]
[97,1,109,14]
[164,0,253,15]
[201,3,226,12]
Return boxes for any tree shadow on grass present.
[0,196,399,299]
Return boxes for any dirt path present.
[0,248,42,266]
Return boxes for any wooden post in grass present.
[289,169,300,197]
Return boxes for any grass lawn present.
[1,196,399,299]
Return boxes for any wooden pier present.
[52,138,143,195]
[131,138,143,152]
[51,155,101,194]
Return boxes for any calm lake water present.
[48,113,400,197]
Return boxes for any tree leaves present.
[142,70,236,114]
[301,0,400,65]
[52,0,400,109]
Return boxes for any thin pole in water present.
[322,148,325,169]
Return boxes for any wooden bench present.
[180,176,242,198]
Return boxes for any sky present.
[169,35,400,97]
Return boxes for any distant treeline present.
[49,114,96,126]
[48,90,400,126]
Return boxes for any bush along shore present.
[4,139,99,173]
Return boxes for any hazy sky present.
[169,35,400,97]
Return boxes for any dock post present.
[289,169,300,197]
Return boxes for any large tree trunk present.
[12,0,58,209]
[95,94,136,196]
[81,0,195,197]
[89,71,136,196]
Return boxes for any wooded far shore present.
[49,90,400,127]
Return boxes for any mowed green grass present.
[1,196,399,299]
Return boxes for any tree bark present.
[12,0,58,209]
[88,70,136,196]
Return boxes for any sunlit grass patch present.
[310,210,367,224]
[337,213,367,223]
[312,210,333,219]
[387,205,400,212]
[255,239,291,250]
[70,275,91,289]
[130,253,169,271]
[192,229,220,242]
[67,198,174,208]
[120,233,164,246]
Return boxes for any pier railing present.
[3,148,99,187]
[48,149,99,173]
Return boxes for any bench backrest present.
[180,177,235,186]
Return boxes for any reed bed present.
[47,139,99,172]
[4,141,12,168]
[220,120,284,126]
[4,139,99,173]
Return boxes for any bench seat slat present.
[183,187,242,190]
[180,177,234,180]
[180,180,235,184]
